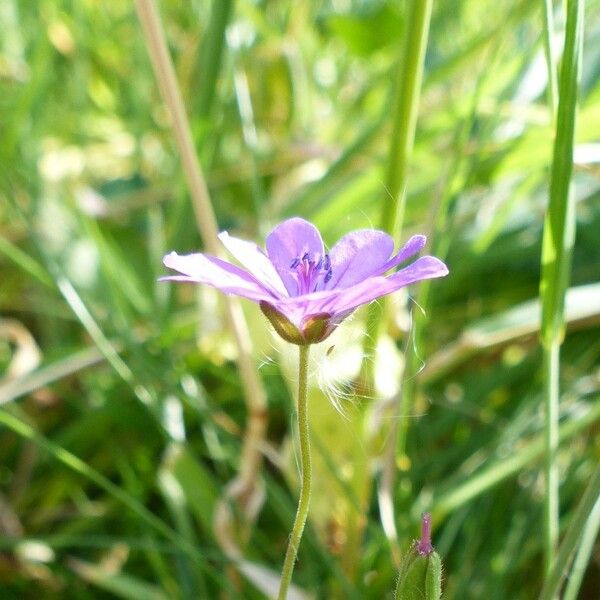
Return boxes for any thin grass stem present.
[543,340,560,575]
[361,0,433,387]
[278,345,311,600]
[539,466,600,600]
[561,492,600,600]
[360,0,433,552]
[134,0,268,553]
[380,0,434,240]
[539,0,584,579]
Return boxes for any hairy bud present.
[394,513,442,600]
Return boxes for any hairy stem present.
[278,345,311,600]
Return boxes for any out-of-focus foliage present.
[1,0,599,598]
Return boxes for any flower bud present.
[394,513,442,600]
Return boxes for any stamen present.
[289,251,334,294]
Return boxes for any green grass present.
[1,1,599,598]
[539,0,585,580]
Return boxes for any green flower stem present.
[278,344,311,600]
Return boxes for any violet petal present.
[269,290,336,328]
[320,255,449,316]
[326,229,394,290]
[162,252,273,303]
[266,218,324,295]
[376,234,427,274]
[218,231,288,297]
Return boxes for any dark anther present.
[323,254,331,271]
[315,256,323,270]
[324,269,333,284]
[290,257,300,269]
[302,252,310,262]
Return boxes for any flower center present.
[290,252,332,294]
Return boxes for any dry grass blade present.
[134,0,267,557]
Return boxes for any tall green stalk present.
[362,0,433,387]
[380,0,434,240]
[539,0,584,578]
[278,345,311,600]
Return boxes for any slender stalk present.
[361,0,433,385]
[539,0,584,578]
[543,340,560,575]
[380,0,434,240]
[135,0,218,251]
[361,0,433,552]
[135,0,268,553]
[278,345,311,600]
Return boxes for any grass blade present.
[428,399,600,519]
[0,409,209,569]
[380,0,434,239]
[541,0,559,119]
[562,492,600,600]
[361,0,434,385]
[539,465,600,600]
[539,0,584,576]
[361,0,434,552]
[196,0,235,121]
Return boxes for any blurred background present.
[1,0,599,598]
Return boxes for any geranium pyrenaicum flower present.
[161,217,448,345]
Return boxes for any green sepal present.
[260,301,306,344]
[395,543,442,600]
[301,313,331,344]
[259,302,332,345]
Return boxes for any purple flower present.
[161,218,448,344]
